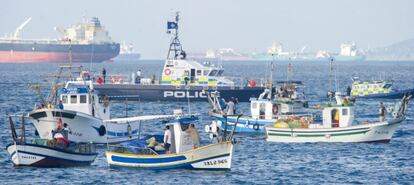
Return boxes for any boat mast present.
[329,58,333,102]
[166,12,185,60]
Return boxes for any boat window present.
[217,70,224,76]
[180,122,190,131]
[70,95,77,104]
[342,108,348,116]
[203,70,209,76]
[80,95,87,103]
[209,70,218,76]
[184,70,189,76]
[383,84,391,89]
[252,102,257,109]
[62,95,68,104]
[197,70,202,76]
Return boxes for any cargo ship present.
[0,17,120,63]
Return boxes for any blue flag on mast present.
[167,22,178,29]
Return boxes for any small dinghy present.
[105,115,235,170]
[6,115,97,167]
[264,95,411,143]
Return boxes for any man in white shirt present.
[163,125,172,154]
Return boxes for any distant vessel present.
[0,17,120,63]
[333,42,365,62]
[250,42,330,62]
[115,41,141,61]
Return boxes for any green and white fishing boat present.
[264,95,411,143]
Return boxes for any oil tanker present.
[0,17,120,63]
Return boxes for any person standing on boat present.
[102,68,107,83]
[57,100,64,110]
[379,102,387,122]
[186,123,200,149]
[163,125,172,154]
[135,69,142,84]
[346,86,352,96]
[226,98,235,115]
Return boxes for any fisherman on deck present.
[379,102,387,122]
[186,123,201,149]
[163,125,172,154]
[102,68,107,83]
[226,97,235,115]
[135,69,142,84]
[57,100,64,110]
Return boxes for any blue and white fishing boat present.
[264,95,411,143]
[105,115,235,170]
[6,115,97,167]
[349,79,414,99]
[29,65,179,144]
[207,82,309,133]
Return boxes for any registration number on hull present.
[204,159,227,166]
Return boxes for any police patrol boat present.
[29,65,178,144]
[349,78,414,99]
[94,12,266,102]
[264,95,411,143]
[207,81,309,133]
[6,115,97,167]
[105,114,236,170]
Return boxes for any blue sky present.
[1,0,413,59]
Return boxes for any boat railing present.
[107,144,158,155]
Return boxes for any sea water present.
[0,60,413,184]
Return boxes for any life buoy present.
[164,69,172,76]
[272,104,279,115]
[98,125,106,136]
[253,123,260,130]
[110,76,123,84]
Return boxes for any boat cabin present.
[321,103,354,128]
[161,59,234,87]
[165,117,200,154]
[351,80,392,96]
[250,89,307,120]
[60,80,110,120]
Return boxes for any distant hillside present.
[366,38,414,61]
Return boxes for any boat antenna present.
[329,58,333,102]
[166,12,185,60]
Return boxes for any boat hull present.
[214,115,276,133]
[0,42,120,63]
[264,120,402,143]
[6,143,97,167]
[29,108,140,144]
[105,141,233,170]
[353,89,414,99]
[94,84,266,102]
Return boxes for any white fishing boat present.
[105,115,235,170]
[28,65,179,144]
[207,81,309,133]
[29,79,178,144]
[264,95,411,143]
[6,115,97,167]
